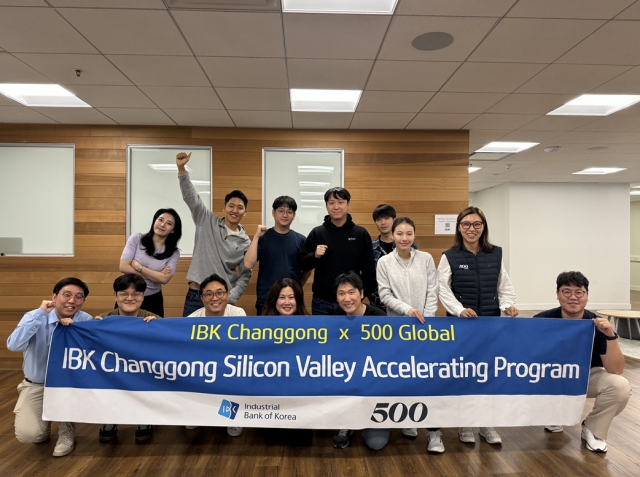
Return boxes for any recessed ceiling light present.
[474,142,539,154]
[412,32,454,51]
[0,83,90,107]
[469,166,482,173]
[290,89,362,112]
[573,167,626,175]
[282,0,398,14]
[547,94,640,116]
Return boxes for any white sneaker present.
[401,428,418,439]
[544,425,564,433]
[227,426,243,437]
[478,427,502,445]
[458,427,475,443]
[581,421,607,453]
[427,430,445,453]
[53,423,75,457]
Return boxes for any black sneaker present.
[135,425,153,442]
[332,429,354,449]
[99,424,118,442]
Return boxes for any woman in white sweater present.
[376,217,442,453]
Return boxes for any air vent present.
[167,0,281,11]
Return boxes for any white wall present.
[473,183,630,311]
[630,200,640,290]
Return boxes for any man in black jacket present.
[298,187,376,315]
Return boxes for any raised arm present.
[244,225,267,270]
[177,152,216,225]
[7,302,53,352]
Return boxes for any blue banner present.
[43,316,594,429]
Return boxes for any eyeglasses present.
[116,291,144,299]
[202,290,228,300]
[560,289,586,298]
[59,292,85,301]
[459,221,484,230]
[275,208,294,216]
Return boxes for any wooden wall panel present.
[0,125,468,359]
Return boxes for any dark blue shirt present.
[256,228,306,307]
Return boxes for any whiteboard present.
[127,146,212,256]
[0,144,74,255]
[262,148,344,237]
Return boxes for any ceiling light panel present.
[0,84,90,108]
[474,142,539,153]
[290,89,362,112]
[547,95,640,116]
[573,167,626,175]
[282,0,397,14]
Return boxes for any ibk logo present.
[218,399,239,420]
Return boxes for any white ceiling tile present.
[0,106,57,123]
[549,131,640,144]
[465,113,539,130]
[199,57,288,88]
[0,7,97,53]
[515,64,631,94]
[284,13,390,60]
[139,86,223,109]
[30,107,117,124]
[422,92,506,113]
[292,112,353,129]
[0,53,50,82]
[498,130,565,143]
[442,62,545,93]
[350,113,415,129]
[287,59,372,89]
[590,66,640,94]
[108,56,211,86]
[174,12,284,58]
[406,113,478,129]
[487,93,576,114]
[367,61,460,91]
[507,0,634,19]
[519,116,598,131]
[379,16,497,61]
[557,21,640,65]
[357,91,434,113]
[62,85,156,108]
[615,2,640,19]
[469,19,603,63]
[97,107,175,125]
[58,9,191,55]
[397,0,516,16]
[14,53,132,85]
[229,110,292,128]
[217,88,289,111]
[49,0,165,7]
[163,109,233,127]
[573,116,640,132]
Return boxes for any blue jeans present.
[183,289,203,317]
[312,297,340,316]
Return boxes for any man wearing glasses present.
[188,274,246,318]
[244,196,309,315]
[535,271,630,453]
[7,277,93,457]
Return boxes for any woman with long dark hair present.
[438,206,518,447]
[261,278,309,316]
[120,208,182,317]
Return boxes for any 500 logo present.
[370,402,428,423]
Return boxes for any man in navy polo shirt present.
[535,271,630,453]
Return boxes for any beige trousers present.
[585,367,631,440]
[13,379,74,443]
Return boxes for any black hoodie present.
[298,214,376,302]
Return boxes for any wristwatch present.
[605,332,618,341]
[137,265,143,272]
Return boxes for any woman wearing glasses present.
[120,208,182,317]
[437,206,518,447]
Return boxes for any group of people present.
[7,152,630,458]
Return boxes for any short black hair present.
[392,216,416,234]
[372,204,396,222]
[53,277,89,298]
[199,273,229,295]
[113,274,147,293]
[556,271,589,292]
[272,196,297,212]
[224,190,248,208]
[334,271,364,295]
[324,187,351,204]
